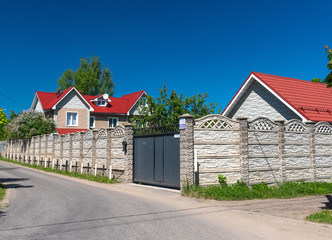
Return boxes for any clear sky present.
[0,0,331,116]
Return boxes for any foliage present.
[8,110,19,121]
[0,109,8,140]
[57,56,115,96]
[132,85,219,127]
[311,47,332,86]
[5,110,55,139]
[306,209,332,224]
[218,175,227,188]
[0,156,119,184]
[182,180,332,201]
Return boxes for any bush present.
[5,110,55,139]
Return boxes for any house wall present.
[90,113,128,129]
[227,81,301,121]
[55,91,90,129]
[57,108,88,129]
[35,100,44,112]
[128,94,146,116]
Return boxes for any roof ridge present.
[252,71,327,86]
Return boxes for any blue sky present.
[0,0,331,115]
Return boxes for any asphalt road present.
[0,161,332,240]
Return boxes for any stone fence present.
[4,114,332,188]
[192,115,332,186]
[4,124,134,182]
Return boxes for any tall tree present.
[57,56,115,96]
[133,85,219,127]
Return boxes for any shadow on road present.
[322,195,332,209]
[0,178,29,183]
[0,178,33,189]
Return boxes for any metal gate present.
[133,125,180,189]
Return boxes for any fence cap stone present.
[275,119,285,123]
[179,114,193,119]
[236,116,248,120]
[305,121,316,125]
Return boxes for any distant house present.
[31,86,147,134]
[222,72,332,123]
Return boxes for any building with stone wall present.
[223,72,332,122]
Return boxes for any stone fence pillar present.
[306,121,316,182]
[237,117,249,185]
[123,123,134,182]
[179,114,195,189]
[275,119,286,183]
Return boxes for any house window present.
[66,112,78,126]
[108,117,118,128]
[97,100,107,106]
[90,116,95,128]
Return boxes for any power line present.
[0,90,30,108]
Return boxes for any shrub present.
[5,110,55,139]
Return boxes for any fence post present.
[109,165,112,179]
[123,123,134,183]
[237,117,249,185]
[60,159,62,170]
[275,120,286,183]
[70,161,72,172]
[94,164,97,176]
[306,121,317,182]
[81,162,84,174]
[179,114,195,190]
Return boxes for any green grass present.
[182,181,332,201]
[0,183,5,202]
[0,156,119,184]
[306,210,332,224]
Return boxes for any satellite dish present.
[103,93,109,100]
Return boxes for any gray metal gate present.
[133,125,180,189]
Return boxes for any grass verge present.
[182,181,332,201]
[0,156,119,184]
[0,183,5,202]
[306,210,332,224]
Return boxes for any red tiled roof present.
[252,72,332,122]
[56,128,87,135]
[82,90,145,114]
[36,87,145,114]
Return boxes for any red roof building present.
[222,72,332,122]
[31,87,147,134]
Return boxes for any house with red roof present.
[222,72,332,122]
[30,86,147,134]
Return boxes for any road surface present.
[0,161,331,240]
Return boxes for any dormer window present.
[97,100,107,106]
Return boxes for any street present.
[0,161,331,240]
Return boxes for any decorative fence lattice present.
[285,120,306,132]
[249,118,276,131]
[315,122,332,133]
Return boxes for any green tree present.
[5,110,55,139]
[311,46,332,86]
[0,108,8,140]
[57,56,115,96]
[133,85,219,127]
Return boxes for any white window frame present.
[96,99,107,106]
[108,117,118,128]
[90,116,95,128]
[66,111,78,127]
